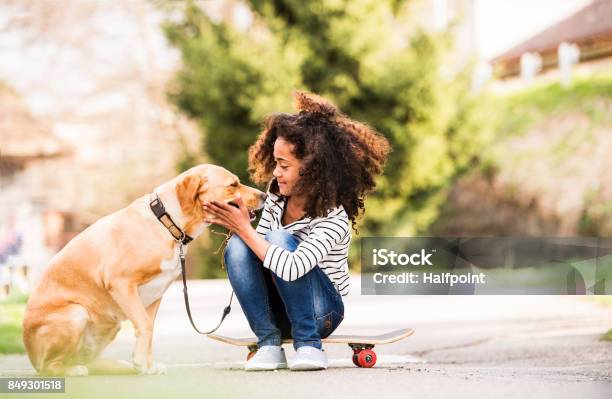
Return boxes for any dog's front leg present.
[143,298,166,374]
[109,281,162,374]
[146,298,162,325]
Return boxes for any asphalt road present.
[2,276,611,399]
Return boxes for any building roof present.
[0,83,68,162]
[493,0,612,64]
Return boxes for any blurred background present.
[0,0,611,353]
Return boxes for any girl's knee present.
[224,235,249,265]
[265,229,297,249]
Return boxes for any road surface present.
[1,276,611,398]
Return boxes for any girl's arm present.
[204,198,350,281]
[260,214,349,281]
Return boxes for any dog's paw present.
[65,365,89,377]
[137,363,167,375]
[149,363,167,375]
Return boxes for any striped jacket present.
[256,191,351,296]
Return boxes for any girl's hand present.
[203,196,253,235]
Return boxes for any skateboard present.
[207,328,414,368]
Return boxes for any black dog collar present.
[149,193,193,245]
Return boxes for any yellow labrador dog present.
[23,164,265,376]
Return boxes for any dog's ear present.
[176,174,205,215]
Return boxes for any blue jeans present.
[224,229,345,350]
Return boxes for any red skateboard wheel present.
[357,349,377,368]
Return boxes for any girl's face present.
[272,137,303,197]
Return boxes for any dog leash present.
[150,192,235,335]
[178,230,235,335]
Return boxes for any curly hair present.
[248,90,391,230]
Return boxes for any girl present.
[204,91,389,371]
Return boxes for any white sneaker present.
[244,345,287,371]
[290,346,328,371]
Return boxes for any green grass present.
[475,71,612,179]
[588,296,612,342]
[590,296,612,307]
[491,70,612,138]
[0,293,28,354]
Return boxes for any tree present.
[163,0,491,273]
[0,0,201,219]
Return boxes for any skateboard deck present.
[208,328,414,368]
